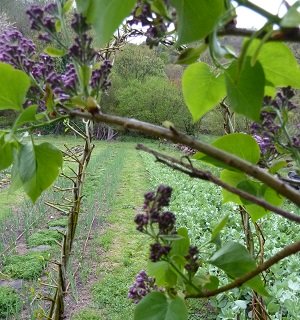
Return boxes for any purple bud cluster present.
[71,13,91,34]
[184,246,200,274]
[68,13,97,65]
[150,242,171,262]
[69,34,97,64]
[134,185,176,263]
[91,60,112,92]
[128,1,171,48]
[26,3,58,40]
[0,28,35,71]
[134,185,174,233]
[251,87,300,159]
[128,270,158,304]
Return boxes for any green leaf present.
[281,2,300,27]
[194,133,261,169]
[148,261,177,287]
[268,160,288,174]
[225,58,265,121]
[76,0,136,46]
[55,19,62,32]
[210,242,269,296]
[182,62,226,121]
[17,142,63,202]
[151,0,169,17]
[237,180,261,205]
[0,135,14,170]
[176,45,207,65]
[159,234,183,241]
[14,105,38,129]
[246,40,300,88]
[210,215,229,242]
[44,47,66,57]
[63,0,74,13]
[134,292,188,320]
[0,63,30,111]
[170,227,190,257]
[170,0,224,45]
[220,169,247,204]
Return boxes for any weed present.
[2,252,49,279]
[48,217,68,227]
[27,229,63,247]
[95,230,114,252]
[72,308,102,320]
[0,286,21,318]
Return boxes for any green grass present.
[72,308,102,320]
[2,251,49,280]
[89,143,149,319]
[48,217,68,227]
[94,229,114,252]
[0,286,21,318]
[27,229,63,247]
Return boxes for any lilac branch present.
[136,144,300,223]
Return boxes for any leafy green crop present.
[0,286,21,318]
[2,251,49,279]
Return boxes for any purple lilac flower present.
[26,3,58,35]
[91,60,112,91]
[128,270,158,304]
[0,28,35,71]
[128,1,172,47]
[184,246,200,274]
[69,34,96,63]
[150,243,171,262]
[134,185,175,233]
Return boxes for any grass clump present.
[0,286,21,318]
[94,230,114,252]
[72,308,102,320]
[27,229,63,247]
[2,252,49,279]
[48,217,68,228]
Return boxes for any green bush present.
[27,229,63,247]
[0,286,21,318]
[2,252,49,280]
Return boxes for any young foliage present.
[182,62,226,121]
[134,292,188,320]
[76,0,136,46]
[210,242,268,296]
[0,63,30,111]
[170,0,224,45]
[16,142,63,202]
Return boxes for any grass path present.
[67,142,150,320]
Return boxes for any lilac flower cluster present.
[251,87,300,161]
[184,246,200,275]
[128,270,158,304]
[26,3,58,42]
[134,185,174,233]
[128,0,172,48]
[0,28,35,72]
[134,185,175,262]
[91,60,112,92]
[68,13,97,65]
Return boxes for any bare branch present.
[67,110,300,207]
[137,144,300,223]
[187,240,300,298]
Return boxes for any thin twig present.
[137,144,300,223]
[187,240,300,298]
[67,110,300,207]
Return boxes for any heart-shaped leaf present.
[182,62,226,121]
